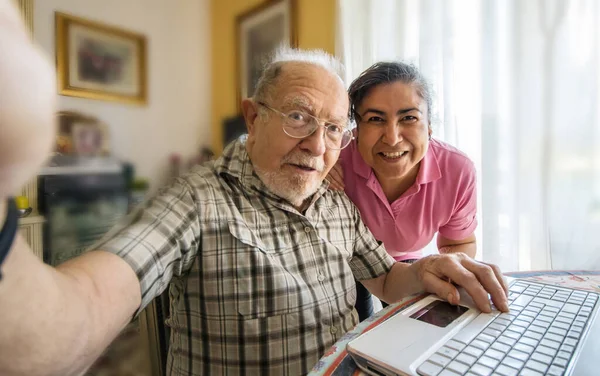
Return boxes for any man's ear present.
[241,99,259,136]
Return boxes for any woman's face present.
[356,81,432,185]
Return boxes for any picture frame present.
[55,12,147,105]
[236,0,297,108]
[55,111,110,157]
[72,122,107,157]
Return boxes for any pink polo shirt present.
[339,138,477,261]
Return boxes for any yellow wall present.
[211,0,336,153]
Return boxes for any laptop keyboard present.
[417,281,598,376]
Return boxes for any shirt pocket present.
[320,208,354,261]
[227,220,304,319]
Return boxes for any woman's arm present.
[437,233,477,258]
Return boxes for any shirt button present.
[317,273,325,282]
[304,226,311,233]
[330,326,338,334]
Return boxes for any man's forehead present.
[281,96,312,109]
[270,63,348,118]
[276,63,345,92]
[281,94,349,123]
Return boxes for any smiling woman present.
[327,61,478,321]
[354,81,431,201]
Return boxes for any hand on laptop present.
[413,253,509,313]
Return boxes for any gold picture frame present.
[236,0,297,109]
[55,12,147,105]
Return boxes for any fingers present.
[461,258,509,312]
[488,262,509,296]
[328,180,344,191]
[330,163,345,188]
[448,258,508,313]
[418,254,509,313]
[421,272,460,305]
[326,163,345,191]
[440,262,494,313]
[326,177,344,191]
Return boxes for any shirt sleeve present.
[438,158,478,240]
[92,177,202,316]
[349,205,395,280]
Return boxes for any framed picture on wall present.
[236,0,297,108]
[55,12,147,105]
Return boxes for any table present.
[309,270,600,376]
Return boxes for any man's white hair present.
[252,46,345,102]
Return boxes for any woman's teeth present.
[381,151,407,158]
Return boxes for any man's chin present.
[271,181,321,207]
[278,185,318,204]
[254,167,323,206]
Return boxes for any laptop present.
[347,277,600,376]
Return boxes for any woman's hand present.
[326,162,345,191]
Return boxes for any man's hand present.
[0,4,142,375]
[326,162,345,191]
[414,253,509,313]
[363,253,508,313]
[0,0,56,201]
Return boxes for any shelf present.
[18,214,45,225]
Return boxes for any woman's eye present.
[402,116,418,123]
[367,116,384,123]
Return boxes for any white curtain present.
[337,0,600,272]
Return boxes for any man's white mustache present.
[282,154,325,172]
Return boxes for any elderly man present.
[0,3,508,375]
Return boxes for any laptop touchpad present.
[409,300,469,328]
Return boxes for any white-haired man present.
[0,3,508,375]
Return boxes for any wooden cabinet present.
[18,215,44,260]
[16,176,43,260]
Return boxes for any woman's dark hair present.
[348,62,433,124]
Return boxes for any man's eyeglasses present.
[258,102,354,150]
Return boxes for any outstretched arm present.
[0,2,142,374]
[0,238,141,375]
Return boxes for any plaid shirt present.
[96,138,395,375]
